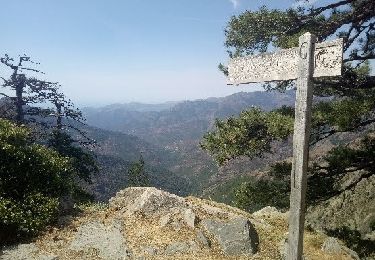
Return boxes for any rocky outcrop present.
[321,237,359,259]
[109,187,187,216]
[306,173,375,238]
[107,187,259,257]
[1,187,360,259]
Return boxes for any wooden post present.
[286,33,316,260]
[227,31,343,260]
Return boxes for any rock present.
[359,213,375,237]
[158,209,185,230]
[1,244,58,260]
[306,173,375,238]
[141,246,158,255]
[278,236,288,260]
[253,206,282,217]
[164,241,199,255]
[109,187,187,217]
[196,230,211,248]
[159,213,172,227]
[321,237,359,259]
[321,237,344,254]
[183,208,196,228]
[158,207,195,230]
[1,244,39,260]
[202,217,259,256]
[69,220,131,259]
[199,203,232,218]
[3,187,359,259]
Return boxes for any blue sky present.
[0,0,331,106]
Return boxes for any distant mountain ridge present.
[83,91,295,146]
[83,101,178,113]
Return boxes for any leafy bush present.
[0,193,58,242]
[233,161,291,213]
[0,119,77,243]
[234,177,290,213]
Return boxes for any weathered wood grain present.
[286,33,316,260]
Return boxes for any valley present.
[83,90,296,199]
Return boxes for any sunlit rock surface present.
[1,187,359,259]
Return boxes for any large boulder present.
[69,220,131,259]
[202,218,259,256]
[109,187,187,216]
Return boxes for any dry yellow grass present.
[30,197,357,260]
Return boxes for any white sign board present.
[227,38,343,84]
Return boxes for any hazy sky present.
[0,0,332,106]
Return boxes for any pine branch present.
[310,118,375,145]
[0,93,11,98]
[344,53,375,62]
[308,0,357,17]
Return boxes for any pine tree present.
[127,155,150,187]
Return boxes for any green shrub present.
[0,119,77,243]
[0,193,58,242]
[233,162,291,213]
[127,156,150,187]
[0,120,76,198]
[234,177,290,213]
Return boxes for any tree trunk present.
[56,103,62,130]
[15,75,26,124]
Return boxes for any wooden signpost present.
[227,32,343,260]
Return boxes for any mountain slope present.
[84,126,191,201]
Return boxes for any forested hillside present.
[82,126,191,200]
